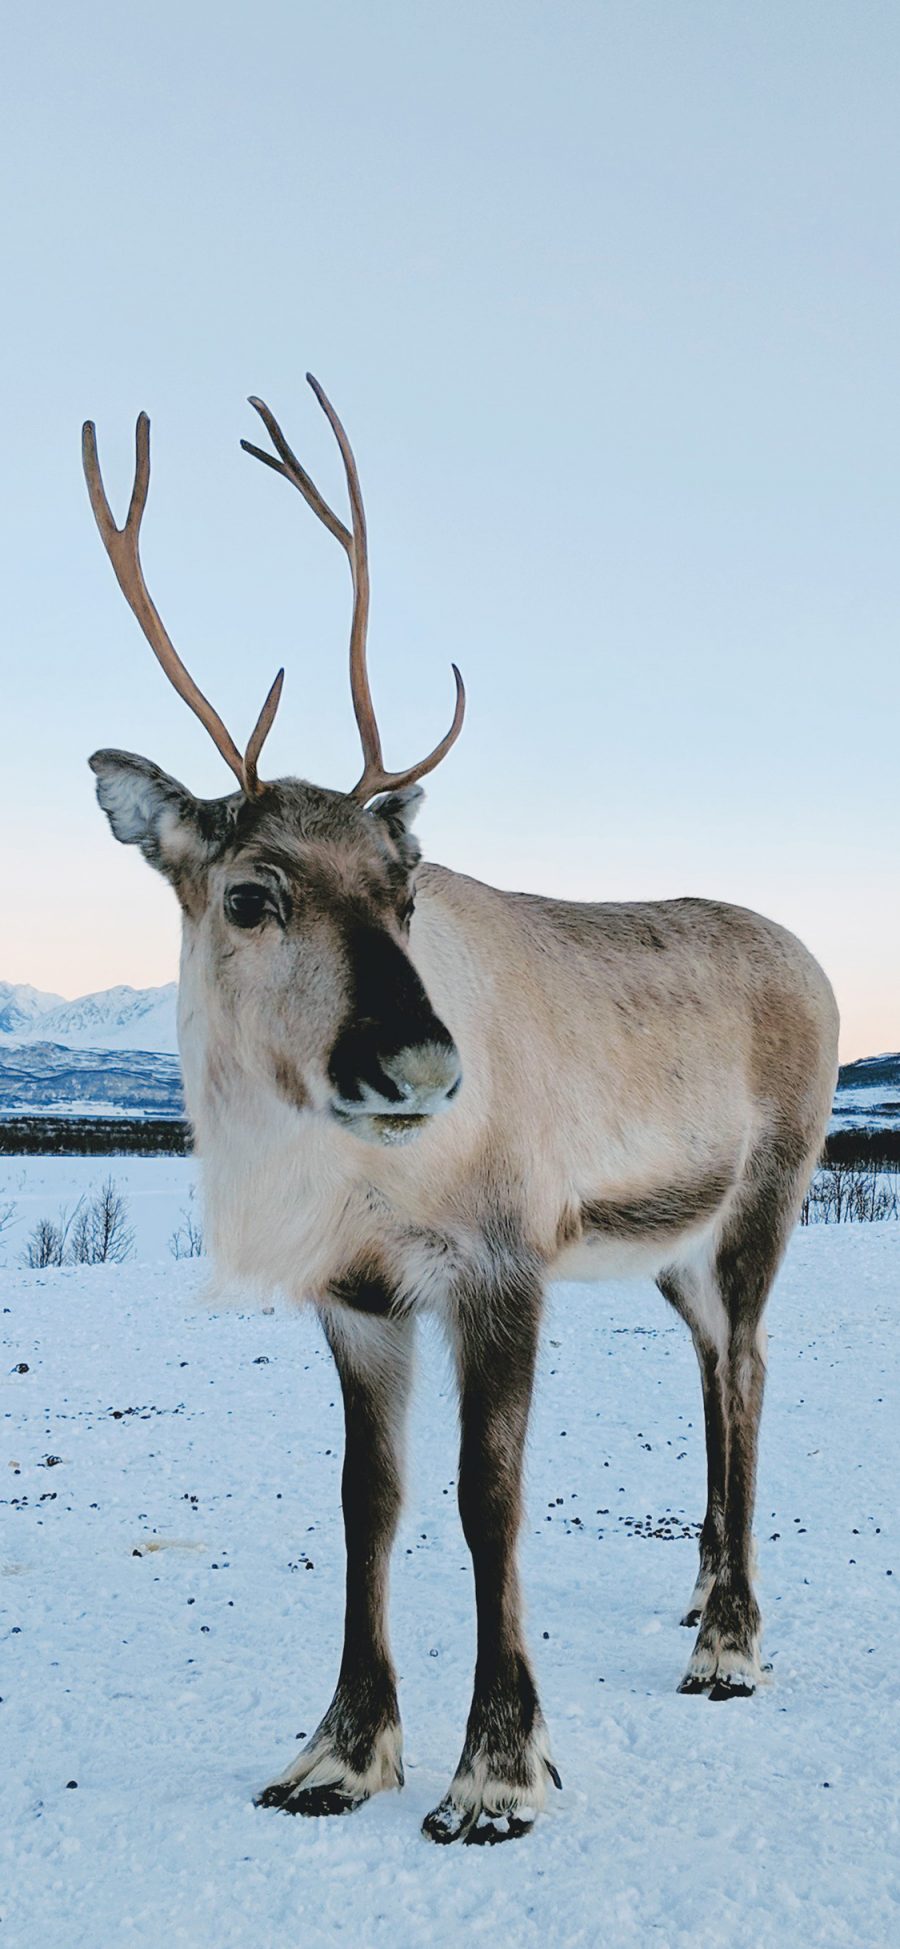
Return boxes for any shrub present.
[170,1186,204,1259]
[24,1215,67,1267]
[67,1177,135,1264]
[800,1161,900,1225]
[22,1178,135,1268]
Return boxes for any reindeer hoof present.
[465,1810,536,1846]
[256,1713,404,1815]
[677,1671,712,1695]
[679,1639,764,1699]
[255,1780,364,1816]
[422,1795,535,1846]
[708,1675,756,1701]
[680,1608,703,1628]
[422,1795,471,1844]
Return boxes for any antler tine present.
[242,399,351,550]
[243,666,285,797]
[348,662,467,803]
[304,374,382,783]
[242,374,466,803]
[82,415,283,797]
[242,381,381,777]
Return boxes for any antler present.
[241,374,465,802]
[82,413,284,797]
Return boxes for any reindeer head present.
[84,379,465,1146]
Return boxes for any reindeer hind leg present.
[676,1143,807,1700]
[657,1261,729,1628]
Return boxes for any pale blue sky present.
[1,1,897,1057]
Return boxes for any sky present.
[0,0,897,1060]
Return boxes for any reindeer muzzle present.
[329,1026,462,1146]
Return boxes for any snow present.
[1,1167,898,1948]
[0,982,65,1037]
[0,1157,199,1267]
[0,982,178,1054]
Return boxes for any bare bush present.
[170,1186,204,1259]
[0,1199,16,1235]
[22,1180,135,1268]
[24,1215,67,1267]
[800,1161,900,1226]
[23,1195,84,1267]
[67,1177,135,1264]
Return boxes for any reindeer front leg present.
[257,1307,412,1816]
[424,1268,559,1845]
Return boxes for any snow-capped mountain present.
[0,981,178,1054]
[0,981,181,1119]
[0,980,65,1038]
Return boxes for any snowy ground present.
[1,1161,898,1948]
[0,1156,200,1268]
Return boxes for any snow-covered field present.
[2,1159,898,1948]
[0,1156,200,1268]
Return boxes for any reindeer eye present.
[225,883,270,928]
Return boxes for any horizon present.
[1,971,897,1068]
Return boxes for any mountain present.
[0,981,178,1054]
[0,981,64,1038]
[832,1053,900,1132]
[0,981,181,1120]
[0,1042,184,1119]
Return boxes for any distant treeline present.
[0,1117,193,1156]
[823,1128,900,1168]
[2,1115,899,1168]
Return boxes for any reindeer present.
[83,377,839,1845]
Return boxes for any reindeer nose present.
[329,1019,462,1131]
[378,1038,463,1114]
[327,925,462,1137]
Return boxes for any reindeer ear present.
[89,749,230,881]
[369,784,424,871]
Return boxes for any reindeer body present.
[84,379,838,1844]
[186,857,835,1311]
